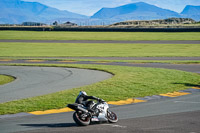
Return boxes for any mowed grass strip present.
[0,64,199,115]
[0,75,15,85]
[0,42,200,57]
[0,31,200,40]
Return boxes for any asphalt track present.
[0,39,200,133]
[1,59,200,73]
[0,60,200,133]
[36,56,200,60]
[1,92,200,133]
[0,66,112,103]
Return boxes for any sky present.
[23,0,200,16]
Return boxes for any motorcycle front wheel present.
[73,112,91,126]
[107,110,118,123]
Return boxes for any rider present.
[75,91,103,113]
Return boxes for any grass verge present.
[1,42,200,57]
[0,64,199,115]
[0,75,15,85]
[0,31,200,40]
[1,57,200,64]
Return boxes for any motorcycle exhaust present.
[77,106,88,113]
[67,104,88,113]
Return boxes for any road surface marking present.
[29,107,74,115]
[29,90,194,115]
[108,98,147,105]
[29,99,147,115]
[192,87,200,89]
[160,91,191,97]
[174,101,200,104]
[0,59,13,62]
[25,60,45,62]
[103,124,127,128]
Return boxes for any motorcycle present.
[67,100,118,126]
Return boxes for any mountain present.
[0,0,87,24]
[91,2,181,21]
[181,5,200,21]
[1,0,199,25]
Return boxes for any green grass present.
[0,75,15,85]
[0,30,199,115]
[0,31,200,40]
[1,57,200,64]
[0,64,200,115]
[1,42,200,57]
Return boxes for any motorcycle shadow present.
[90,121,109,125]
[20,123,77,128]
[20,121,109,128]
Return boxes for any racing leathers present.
[75,92,101,113]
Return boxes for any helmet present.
[79,91,87,96]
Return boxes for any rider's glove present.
[98,98,104,102]
[97,98,101,102]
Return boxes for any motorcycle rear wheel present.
[107,110,118,123]
[73,112,91,126]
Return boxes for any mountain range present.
[91,2,180,20]
[0,0,87,24]
[181,5,200,21]
[0,0,200,25]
